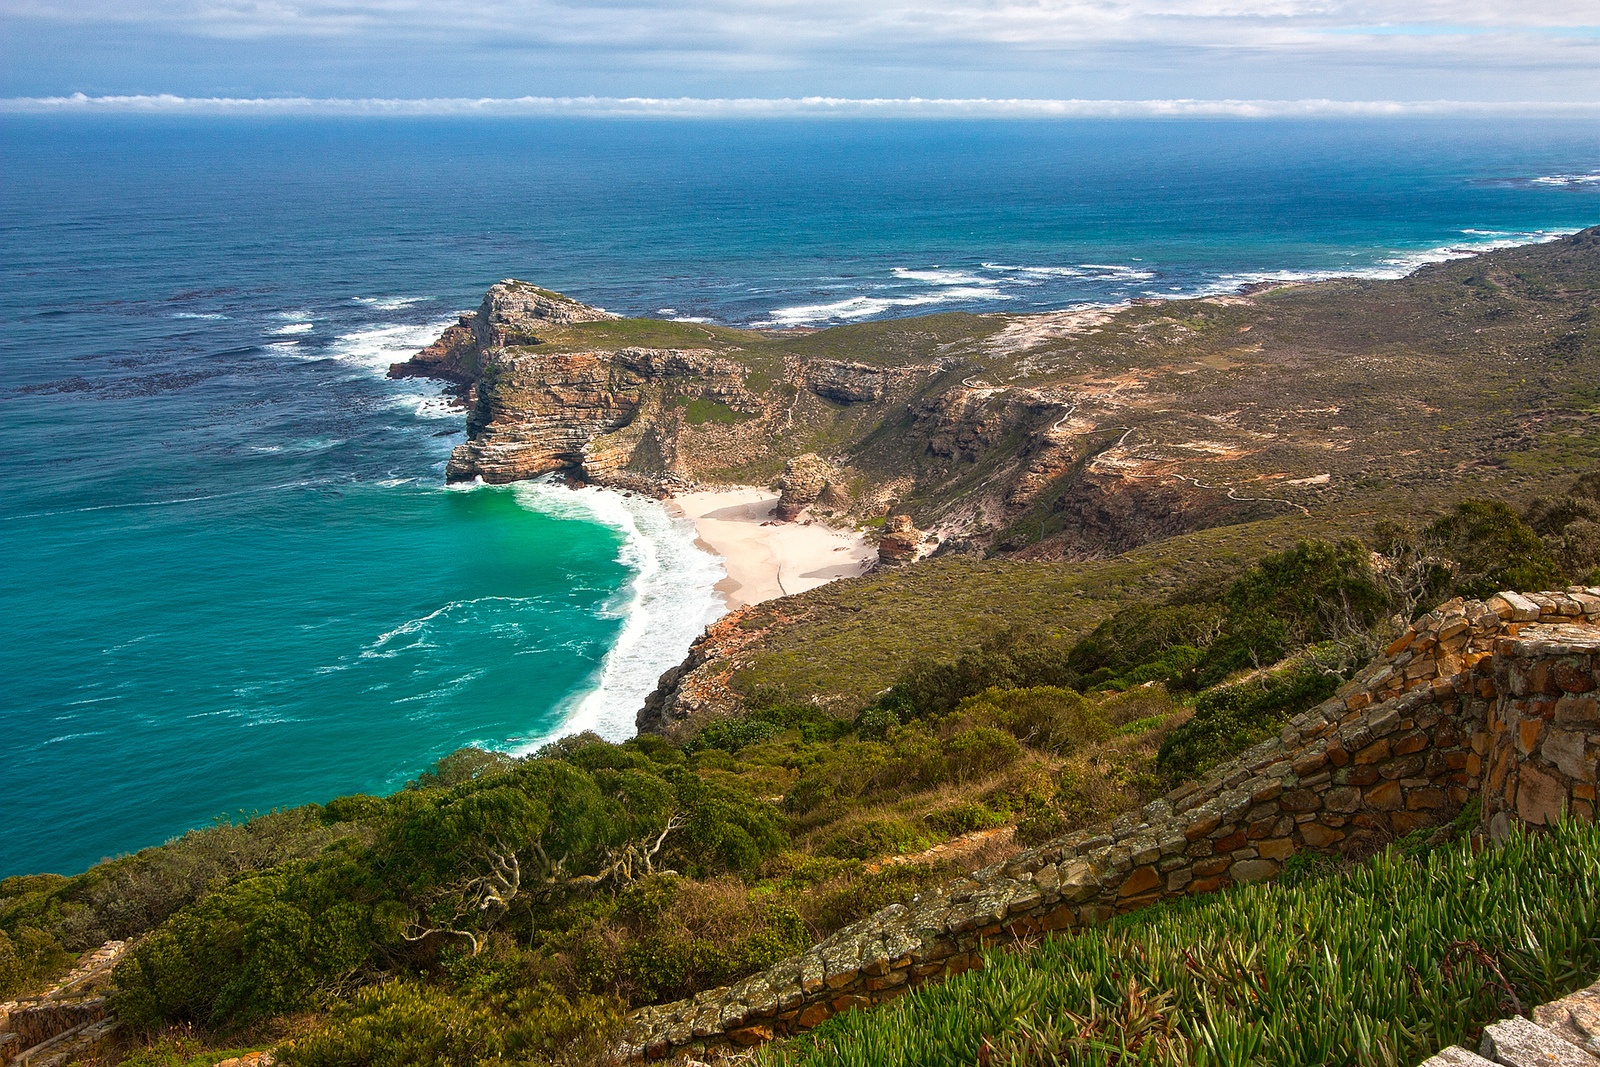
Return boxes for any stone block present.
[1232,859,1280,883]
[1279,789,1322,813]
[1517,764,1569,826]
[729,1025,775,1046]
[1480,1014,1598,1066]
[1213,831,1247,853]
[1389,811,1435,835]
[1167,868,1194,893]
[1543,727,1596,780]
[1324,786,1361,813]
[1417,1046,1498,1067]
[824,967,858,991]
[1366,780,1404,811]
[1556,661,1598,693]
[1532,979,1600,1056]
[1194,856,1233,878]
[1300,823,1345,848]
[1556,694,1600,726]
[866,971,907,992]
[1393,732,1429,756]
[1407,787,1449,810]
[1118,866,1162,898]
[1258,837,1295,861]
[1355,739,1392,765]
[1519,719,1545,756]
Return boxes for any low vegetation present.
[762,818,1600,1067]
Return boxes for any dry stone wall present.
[619,588,1600,1060]
[1419,979,1600,1066]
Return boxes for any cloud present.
[2,0,1596,101]
[5,0,1597,49]
[5,93,1598,116]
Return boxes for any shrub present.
[951,686,1111,755]
[818,819,932,861]
[1427,499,1567,600]
[1066,604,1221,682]
[1192,539,1386,688]
[0,925,70,998]
[1157,666,1341,780]
[924,803,1006,836]
[111,858,391,1032]
[281,979,620,1067]
[408,747,517,790]
[942,728,1022,784]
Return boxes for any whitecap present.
[1079,264,1158,280]
[172,312,228,320]
[891,267,988,285]
[982,263,1086,278]
[272,322,313,335]
[352,296,431,310]
[509,478,726,745]
[757,285,1009,327]
[670,315,711,323]
[1530,173,1600,187]
[326,319,454,374]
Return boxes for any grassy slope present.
[726,504,1395,710]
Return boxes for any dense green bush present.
[281,977,620,1067]
[111,853,392,1030]
[1066,603,1221,686]
[878,628,1075,719]
[0,924,71,997]
[1526,469,1600,583]
[1427,499,1567,600]
[949,687,1110,756]
[767,819,1600,1067]
[0,808,355,954]
[1157,665,1341,780]
[1190,539,1386,689]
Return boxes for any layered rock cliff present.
[397,229,1600,558]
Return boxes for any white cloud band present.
[6,93,1600,116]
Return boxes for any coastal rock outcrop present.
[389,280,617,389]
[804,360,935,404]
[445,345,760,488]
[774,454,843,521]
[876,514,921,564]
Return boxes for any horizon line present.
[5,94,1600,119]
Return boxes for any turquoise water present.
[2,117,1597,877]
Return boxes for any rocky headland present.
[393,228,1600,739]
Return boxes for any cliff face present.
[397,229,1600,545]
[446,346,762,489]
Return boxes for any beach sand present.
[668,487,877,609]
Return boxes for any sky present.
[1,0,1597,108]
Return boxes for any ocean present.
[1,116,1596,878]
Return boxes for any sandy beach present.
[668,487,878,609]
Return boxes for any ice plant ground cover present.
[765,819,1600,1067]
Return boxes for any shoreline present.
[666,486,877,610]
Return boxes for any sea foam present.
[509,479,726,745]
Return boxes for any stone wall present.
[1420,978,1600,1066]
[619,588,1600,1060]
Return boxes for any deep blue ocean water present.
[2,117,1597,877]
